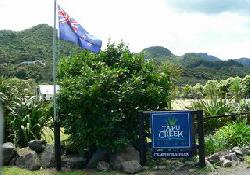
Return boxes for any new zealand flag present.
[58,5,102,53]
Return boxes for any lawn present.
[2,167,123,175]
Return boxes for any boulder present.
[224,152,238,161]
[110,145,140,170]
[2,142,17,165]
[28,140,46,153]
[40,144,55,168]
[222,159,232,167]
[16,147,41,171]
[232,147,243,156]
[241,147,250,156]
[207,152,221,164]
[97,161,110,171]
[86,149,108,169]
[62,155,87,169]
[121,160,142,174]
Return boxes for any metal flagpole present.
[53,0,61,171]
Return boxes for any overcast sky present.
[1,0,250,60]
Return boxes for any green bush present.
[205,120,250,155]
[189,97,233,133]
[10,97,52,147]
[0,77,51,147]
[0,78,36,142]
[58,42,172,153]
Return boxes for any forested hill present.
[0,24,83,64]
[142,46,250,85]
[0,24,83,82]
[1,24,250,84]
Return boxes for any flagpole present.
[53,0,61,171]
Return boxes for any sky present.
[1,0,250,60]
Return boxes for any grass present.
[245,156,250,168]
[42,127,70,144]
[2,166,123,175]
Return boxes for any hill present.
[0,24,83,82]
[1,25,250,85]
[141,46,173,60]
[235,57,250,66]
[142,46,250,85]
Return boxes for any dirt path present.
[138,162,250,175]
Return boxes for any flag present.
[58,5,102,53]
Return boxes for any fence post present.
[138,111,146,166]
[197,110,206,168]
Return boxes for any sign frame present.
[138,110,205,167]
[150,111,194,158]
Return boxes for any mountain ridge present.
[0,24,250,84]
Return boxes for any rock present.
[188,169,196,173]
[232,147,243,156]
[242,148,250,156]
[2,142,17,165]
[16,147,41,171]
[86,149,108,169]
[222,159,232,167]
[62,155,87,169]
[121,160,142,174]
[224,152,238,161]
[110,145,140,170]
[205,160,214,170]
[184,160,195,166]
[142,166,150,170]
[9,156,18,166]
[40,144,55,168]
[97,161,110,171]
[153,165,167,170]
[219,156,226,164]
[208,153,221,164]
[28,140,46,153]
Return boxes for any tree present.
[58,42,172,153]
[228,77,243,103]
[192,83,203,99]
[204,80,219,98]
[242,75,250,98]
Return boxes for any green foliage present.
[205,120,250,155]
[1,23,250,84]
[190,98,232,116]
[58,42,172,153]
[141,46,173,60]
[0,24,83,82]
[189,98,233,133]
[0,77,36,142]
[10,97,51,147]
[0,77,51,146]
[180,75,250,101]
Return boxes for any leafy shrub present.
[58,42,172,153]
[10,97,51,147]
[189,97,233,133]
[0,78,36,142]
[205,120,250,155]
[0,77,51,147]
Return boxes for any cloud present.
[166,0,250,15]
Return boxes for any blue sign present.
[151,111,193,157]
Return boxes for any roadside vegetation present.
[1,42,250,174]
